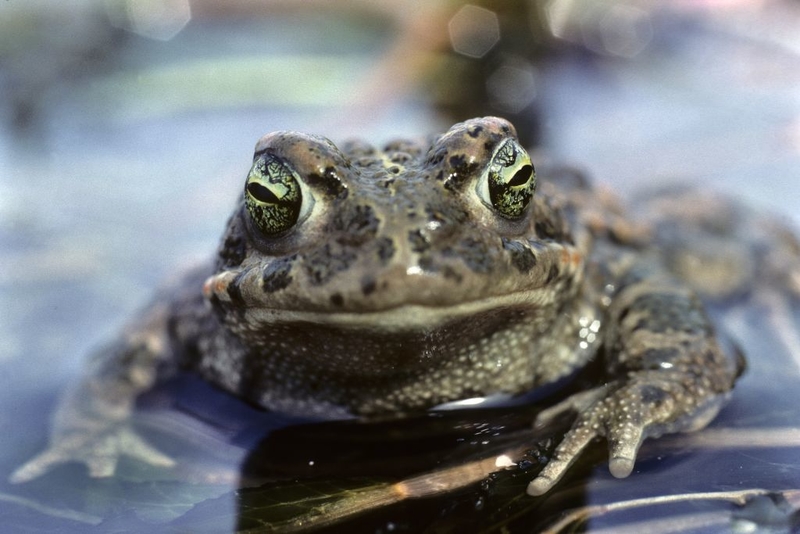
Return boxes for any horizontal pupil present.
[508,165,532,187]
[247,182,279,203]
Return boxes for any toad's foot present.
[526,377,724,496]
[9,425,175,483]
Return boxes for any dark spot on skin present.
[261,257,294,293]
[372,168,393,182]
[502,238,537,273]
[384,140,421,154]
[390,152,412,164]
[388,165,401,174]
[216,214,248,269]
[639,385,669,406]
[428,203,468,226]
[375,237,396,264]
[452,238,494,273]
[418,255,437,273]
[303,244,358,286]
[467,125,484,138]
[536,219,560,240]
[703,350,719,366]
[562,274,577,293]
[545,263,559,284]
[449,154,466,169]
[218,233,246,268]
[350,205,380,234]
[307,166,347,198]
[335,204,380,245]
[427,149,446,167]
[442,265,463,283]
[444,158,480,192]
[361,277,377,296]
[356,156,380,168]
[227,271,248,306]
[408,229,430,253]
[531,198,572,243]
[330,293,344,307]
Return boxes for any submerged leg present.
[11,306,176,483]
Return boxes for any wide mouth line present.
[242,288,549,329]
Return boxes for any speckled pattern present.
[198,119,590,419]
[11,118,747,495]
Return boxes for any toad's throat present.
[229,304,563,382]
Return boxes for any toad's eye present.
[479,139,536,219]
[245,154,310,236]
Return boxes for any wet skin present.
[12,117,745,495]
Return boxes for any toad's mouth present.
[238,288,556,332]
[203,265,572,333]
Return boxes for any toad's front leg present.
[527,276,742,496]
[10,309,176,484]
